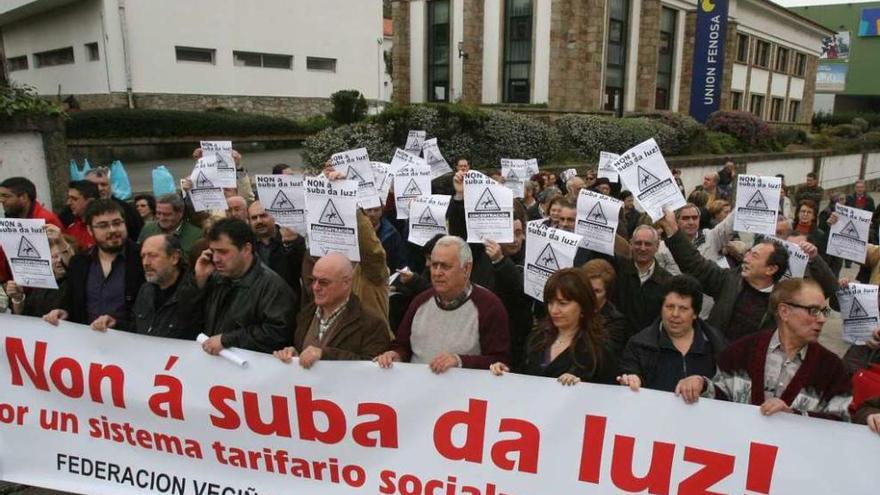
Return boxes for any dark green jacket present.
[138,220,203,254]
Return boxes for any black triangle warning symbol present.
[402,178,422,196]
[849,298,870,318]
[319,199,345,226]
[270,190,294,210]
[347,166,367,185]
[215,152,234,169]
[841,220,861,240]
[196,171,214,189]
[587,202,608,225]
[505,168,519,180]
[746,190,769,209]
[417,206,438,226]
[17,236,40,259]
[535,243,560,271]
[475,188,501,211]
[637,165,661,189]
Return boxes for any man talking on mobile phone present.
[179,218,297,355]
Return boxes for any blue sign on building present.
[689,0,730,123]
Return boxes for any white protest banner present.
[332,148,382,209]
[199,141,236,188]
[393,163,432,219]
[304,176,360,261]
[611,138,685,221]
[733,175,781,236]
[189,157,228,212]
[421,138,452,179]
[524,220,582,301]
[500,159,527,198]
[837,283,880,345]
[0,219,57,289]
[827,204,871,263]
[253,174,307,233]
[0,315,878,495]
[408,194,451,246]
[772,237,809,280]
[404,130,426,154]
[372,162,391,204]
[597,151,620,182]
[463,171,513,243]
[525,158,540,177]
[575,189,622,256]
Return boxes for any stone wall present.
[0,116,68,209]
[677,12,697,117]
[392,0,412,104]
[719,21,738,112]
[800,54,818,124]
[547,0,606,111]
[461,0,485,104]
[635,0,661,111]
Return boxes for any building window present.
[85,42,100,61]
[753,40,770,68]
[749,93,765,117]
[503,0,533,103]
[175,46,215,64]
[233,51,293,69]
[770,97,784,121]
[793,53,806,77]
[731,91,743,111]
[33,47,74,68]
[655,7,676,111]
[7,55,28,72]
[427,0,451,102]
[775,47,789,73]
[735,33,749,63]
[788,100,801,122]
[604,0,629,115]
[306,57,337,72]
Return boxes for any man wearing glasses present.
[675,278,852,421]
[43,199,145,329]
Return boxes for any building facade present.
[790,2,880,115]
[1,0,386,119]
[393,0,831,124]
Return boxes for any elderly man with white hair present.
[376,235,510,373]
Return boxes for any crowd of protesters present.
[0,151,878,436]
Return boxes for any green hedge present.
[1,84,64,118]
[66,109,331,139]
[812,111,880,130]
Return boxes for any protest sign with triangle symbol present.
[402,179,423,197]
[347,166,368,185]
[840,220,861,240]
[270,190,295,210]
[746,190,769,209]
[417,206,438,226]
[195,171,214,189]
[587,203,608,225]
[319,199,345,226]
[637,165,661,189]
[535,243,560,271]
[505,168,520,181]
[17,237,40,259]
[849,298,870,319]
[474,188,501,211]
[215,152,234,169]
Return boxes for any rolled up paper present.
[197,333,248,367]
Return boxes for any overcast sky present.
[772,0,877,7]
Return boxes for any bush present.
[774,126,808,147]
[851,117,870,133]
[862,131,880,151]
[706,131,743,154]
[478,110,560,166]
[328,90,368,124]
[555,115,676,160]
[705,111,776,151]
[302,122,394,166]
[0,84,65,118]
[826,123,862,138]
[66,109,330,139]
[625,111,708,155]
[812,111,880,130]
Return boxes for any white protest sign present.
[304,176,360,261]
[389,148,424,175]
[332,148,382,209]
[575,189,622,256]
[610,138,685,221]
[500,159,527,198]
[408,194,451,246]
[199,141,236,188]
[0,219,57,289]
[189,157,228,212]
[404,130,426,154]
[525,158,540,177]
[524,220,582,301]
[597,151,620,182]
[827,205,871,263]
[772,237,809,280]
[372,162,391,204]
[837,283,880,345]
[463,171,514,243]
[253,174,307,233]
[421,138,452,178]
[0,315,877,495]
[393,163,432,219]
[734,175,781,236]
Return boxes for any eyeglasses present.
[91,219,125,231]
[782,301,831,318]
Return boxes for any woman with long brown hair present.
[490,268,617,385]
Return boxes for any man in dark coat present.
[248,200,306,306]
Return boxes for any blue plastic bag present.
[69,158,92,181]
[110,160,132,200]
[152,165,176,197]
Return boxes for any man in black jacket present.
[85,168,143,242]
[90,233,195,339]
[248,200,306,305]
[44,199,144,328]
[183,218,296,354]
